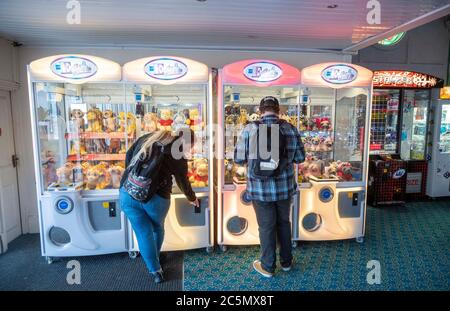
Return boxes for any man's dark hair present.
[259,96,280,114]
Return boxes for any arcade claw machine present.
[294,63,373,243]
[369,70,444,204]
[427,87,450,198]
[216,59,301,251]
[28,55,129,263]
[123,56,214,253]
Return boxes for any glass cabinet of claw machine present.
[295,63,373,243]
[28,55,129,261]
[216,59,301,250]
[123,56,214,253]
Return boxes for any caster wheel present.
[356,237,364,243]
[128,251,139,259]
[46,256,54,264]
[206,246,214,254]
[219,245,228,253]
[292,241,298,248]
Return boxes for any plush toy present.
[319,137,329,152]
[85,165,110,190]
[56,162,74,185]
[233,165,247,182]
[103,110,116,133]
[307,118,317,131]
[143,112,158,133]
[108,138,121,154]
[186,109,203,131]
[309,160,324,178]
[324,161,339,179]
[71,109,85,132]
[319,117,332,131]
[337,161,353,181]
[157,109,173,131]
[192,161,208,188]
[187,160,195,183]
[299,115,308,131]
[86,108,103,132]
[324,136,333,151]
[248,113,259,122]
[70,139,87,155]
[311,136,321,151]
[118,112,137,135]
[238,108,248,125]
[108,165,125,189]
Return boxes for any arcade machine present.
[294,62,373,243]
[123,56,214,253]
[216,59,301,251]
[368,70,444,205]
[28,55,128,263]
[427,87,450,198]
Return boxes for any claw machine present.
[427,87,450,197]
[216,59,301,251]
[28,55,129,263]
[294,62,373,243]
[369,70,444,204]
[123,56,214,253]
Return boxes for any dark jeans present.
[253,198,293,273]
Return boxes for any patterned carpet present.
[184,201,450,291]
[0,234,183,291]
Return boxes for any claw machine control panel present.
[123,56,214,252]
[295,63,373,242]
[216,59,301,249]
[28,55,128,261]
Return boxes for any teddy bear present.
[56,162,74,185]
[337,161,353,181]
[157,108,173,131]
[85,165,110,190]
[86,108,103,132]
[103,110,116,133]
[324,136,334,151]
[118,112,137,136]
[108,165,125,189]
[71,109,85,132]
[191,161,208,188]
[311,136,321,151]
[309,160,324,178]
[70,139,87,155]
[143,112,158,133]
[319,117,332,131]
[233,164,247,182]
[186,109,203,132]
[307,118,317,131]
[324,161,339,179]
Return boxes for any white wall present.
[0,38,17,83]
[14,46,350,233]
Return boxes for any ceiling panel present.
[0,0,448,51]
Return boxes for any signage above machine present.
[373,71,444,88]
[321,64,358,84]
[144,58,188,80]
[50,56,98,79]
[243,62,283,82]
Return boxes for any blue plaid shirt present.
[234,114,305,202]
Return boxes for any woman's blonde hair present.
[129,130,175,166]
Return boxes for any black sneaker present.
[281,258,294,272]
[152,269,165,284]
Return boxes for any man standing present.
[234,96,305,277]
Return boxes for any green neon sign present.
[378,32,406,46]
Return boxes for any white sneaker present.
[281,258,294,272]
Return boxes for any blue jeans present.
[253,198,293,273]
[119,188,171,273]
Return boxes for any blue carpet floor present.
[184,201,450,291]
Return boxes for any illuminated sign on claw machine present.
[51,56,97,79]
[144,58,188,80]
[243,62,283,82]
[321,64,357,84]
